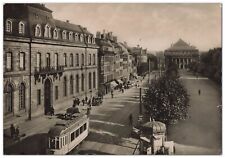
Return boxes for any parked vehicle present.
[46,113,89,155]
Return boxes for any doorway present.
[44,78,52,115]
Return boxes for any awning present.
[110,81,118,87]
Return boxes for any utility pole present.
[148,58,151,84]
[139,88,142,115]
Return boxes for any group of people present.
[10,124,20,140]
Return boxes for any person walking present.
[15,126,20,140]
[111,90,114,98]
[82,99,85,106]
[10,124,15,139]
[129,114,133,126]
[198,89,201,95]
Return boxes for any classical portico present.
[164,39,199,69]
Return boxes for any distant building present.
[164,39,199,69]
[4,4,98,119]
[155,51,165,70]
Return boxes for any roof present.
[54,19,91,35]
[27,4,52,13]
[166,39,197,51]
[48,113,86,137]
[141,121,166,134]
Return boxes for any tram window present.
[60,137,63,148]
[76,129,80,137]
[80,126,84,134]
[84,123,87,131]
[49,138,55,149]
[71,132,75,141]
[55,137,59,149]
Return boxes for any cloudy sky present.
[46,3,222,51]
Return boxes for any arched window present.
[19,83,26,110]
[80,34,83,42]
[53,28,58,39]
[69,32,73,40]
[89,72,92,89]
[75,33,79,41]
[76,74,79,93]
[92,37,95,44]
[6,52,12,71]
[19,21,25,34]
[54,53,58,67]
[81,74,84,91]
[62,30,67,40]
[81,54,84,66]
[88,35,91,43]
[5,19,12,33]
[70,54,73,67]
[93,72,96,89]
[5,84,13,114]
[44,24,51,38]
[64,76,67,96]
[63,54,67,67]
[70,75,74,95]
[35,24,41,37]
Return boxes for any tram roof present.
[48,113,87,137]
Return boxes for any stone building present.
[164,39,199,69]
[3,4,98,120]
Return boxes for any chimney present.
[113,36,117,42]
[96,31,101,39]
[66,20,69,23]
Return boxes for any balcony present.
[34,65,64,84]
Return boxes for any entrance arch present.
[44,78,52,115]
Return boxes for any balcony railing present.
[34,65,64,84]
[34,66,64,75]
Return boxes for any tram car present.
[46,113,89,155]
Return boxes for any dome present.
[141,121,166,134]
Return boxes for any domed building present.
[164,39,199,69]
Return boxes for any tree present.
[142,75,190,125]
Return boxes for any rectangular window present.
[36,53,41,68]
[55,86,58,100]
[76,75,79,93]
[89,54,91,65]
[70,54,73,67]
[46,53,50,67]
[19,52,25,70]
[37,89,41,105]
[93,54,96,65]
[93,72,96,89]
[84,123,87,131]
[64,54,67,67]
[76,129,80,137]
[89,72,92,89]
[6,52,12,71]
[71,132,75,141]
[81,54,84,66]
[76,53,79,66]
[80,126,84,134]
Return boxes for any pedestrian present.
[111,90,114,98]
[198,89,201,95]
[82,99,85,106]
[10,124,15,139]
[15,126,20,139]
[77,98,80,106]
[129,114,133,126]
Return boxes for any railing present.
[34,66,64,75]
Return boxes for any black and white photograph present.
[3,2,222,155]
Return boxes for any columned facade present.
[164,39,199,70]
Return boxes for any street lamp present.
[148,58,151,84]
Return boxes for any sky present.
[46,3,222,52]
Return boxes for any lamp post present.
[148,58,151,84]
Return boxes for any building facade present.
[4,4,98,120]
[164,39,199,69]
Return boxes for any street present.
[168,71,222,154]
[74,81,146,155]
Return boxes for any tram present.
[46,113,89,155]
